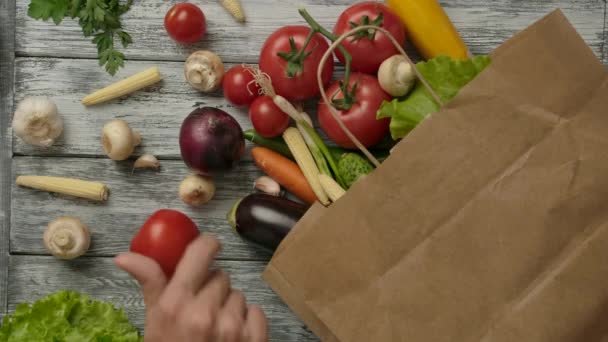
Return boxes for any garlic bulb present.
[12,96,64,147]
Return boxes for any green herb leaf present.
[28,0,133,76]
[0,290,142,341]
[377,55,492,140]
[28,0,55,20]
[119,31,132,48]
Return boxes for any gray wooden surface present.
[2,0,608,340]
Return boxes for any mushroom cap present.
[179,174,216,207]
[184,50,225,92]
[44,216,91,260]
[102,119,140,160]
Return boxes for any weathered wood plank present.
[15,0,605,64]
[0,0,15,319]
[602,1,608,67]
[13,58,248,157]
[15,0,351,63]
[13,57,334,157]
[7,255,318,341]
[11,156,277,259]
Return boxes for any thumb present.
[115,252,167,306]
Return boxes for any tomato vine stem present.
[298,8,357,110]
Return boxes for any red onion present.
[179,107,245,175]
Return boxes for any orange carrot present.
[251,147,317,204]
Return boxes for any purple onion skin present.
[179,107,245,175]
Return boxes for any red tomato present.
[259,26,334,101]
[333,2,406,74]
[249,96,290,138]
[164,3,206,44]
[223,65,261,107]
[130,209,200,277]
[318,73,391,149]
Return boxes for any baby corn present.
[16,176,109,201]
[283,128,329,206]
[82,67,161,106]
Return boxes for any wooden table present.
[1,0,606,340]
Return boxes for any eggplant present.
[227,193,309,250]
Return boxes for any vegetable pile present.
[0,291,142,341]
[7,0,495,333]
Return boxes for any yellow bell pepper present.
[386,0,469,60]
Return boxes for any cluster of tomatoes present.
[165,2,406,149]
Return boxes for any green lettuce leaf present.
[0,290,142,342]
[377,55,492,140]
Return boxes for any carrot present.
[251,147,317,204]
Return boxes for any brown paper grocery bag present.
[263,9,608,342]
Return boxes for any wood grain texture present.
[14,0,606,64]
[10,156,279,259]
[13,58,253,157]
[0,0,15,318]
[602,0,608,68]
[13,57,336,157]
[7,255,318,341]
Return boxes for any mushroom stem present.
[52,230,75,250]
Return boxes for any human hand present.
[115,234,268,342]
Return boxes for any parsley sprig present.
[28,0,134,76]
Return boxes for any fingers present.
[223,290,247,318]
[244,305,268,342]
[168,234,221,294]
[114,252,167,306]
[194,270,231,311]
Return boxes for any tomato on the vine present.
[130,209,200,277]
[223,65,261,107]
[318,73,391,149]
[164,3,207,44]
[249,96,290,138]
[333,2,405,74]
[259,26,334,101]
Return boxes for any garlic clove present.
[12,96,64,147]
[133,153,160,170]
[179,174,216,207]
[254,176,281,196]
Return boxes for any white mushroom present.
[378,55,416,97]
[179,174,216,207]
[12,96,64,147]
[44,216,91,260]
[184,51,225,92]
[101,119,141,161]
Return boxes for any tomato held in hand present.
[164,3,207,44]
[130,209,200,277]
[318,73,391,149]
[249,96,290,138]
[223,65,261,107]
[333,2,405,74]
[259,26,334,101]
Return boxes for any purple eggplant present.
[227,193,308,250]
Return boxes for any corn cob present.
[82,67,162,106]
[283,127,329,206]
[16,176,109,201]
[220,0,245,23]
[319,174,346,202]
